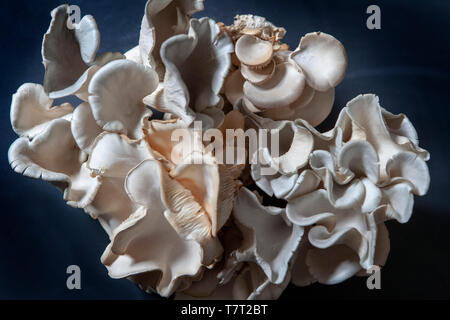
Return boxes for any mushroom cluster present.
[8,1,430,299]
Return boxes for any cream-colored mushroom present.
[243,62,306,109]
[89,60,159,140]
[42,5,99,99]
[235,35,273,68]
[290,32,347,92]
[144,17,233,128]
[8,119,100,209]
[240,59,275,85]
[10,83,73,139]
[139,0,205,77]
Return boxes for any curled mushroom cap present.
[89,60,159,140]
[144,17,233,128]
[235,35,273,68]
[290,32,347,92]
[139,0,205,77]
[228,187,303,284]
[9,119,100,209]
[244,62,306,109]
[42,5,100,98]
[10,83,73,139]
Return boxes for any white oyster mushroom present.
[7,0,432,300]
[225,188,303,285]
[290,32,348,92]
[10,83,73,139]
[8,119,100,209]
[89,59,159,140]
[139,0,205,77]
[144,17,233,128]
[235,35,273,68]
[101,160,205,297]
[287,192,391,284]
[243,62,306,109]
[42,5,124,100]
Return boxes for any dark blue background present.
[0,0,449,299]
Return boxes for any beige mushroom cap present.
[243,62,306,109]
[235,34,273,67]
[290,32,347,92]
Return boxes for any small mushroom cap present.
[243,62,306,109]
[290,32,347,92]
[235,35,273,67]
[71,102,102,154]
[89,60,158,140]
[240,59,275,85]
[10,83,73,138]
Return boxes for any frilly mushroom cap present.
[145,17,233,127]
[228,187,303,284]
[89,59,158,140]
[101,159,205,297]
[42,5,100,98]
[243,62,306,109]
[235,35,273,67]
[139,0,205,77]
[10,83,74,139]
[290,32,347,92]
[8,119,100,209]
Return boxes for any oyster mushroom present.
[235,35,273,68]
[243,62,306,109]
[42,5,123,100]
[143,17,233,128]
[290,32,348,92]
[139,0,205,77]
[89,59,159,140]
[10,83,73,139]
[8,119,100,209]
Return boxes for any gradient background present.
[0,0,449,299]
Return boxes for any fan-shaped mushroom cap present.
[89,60,158,140]
[290,32,347,92]
[10,83,73,139]
[42,5,100,99]
[139,0,205,77]
[240,59,275,85]
[235,35,273,68]
[260,84,317,121]
[86,132,153,234]
[8,119,100,209]
[244,62,305,109]
[228,188,303,284]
